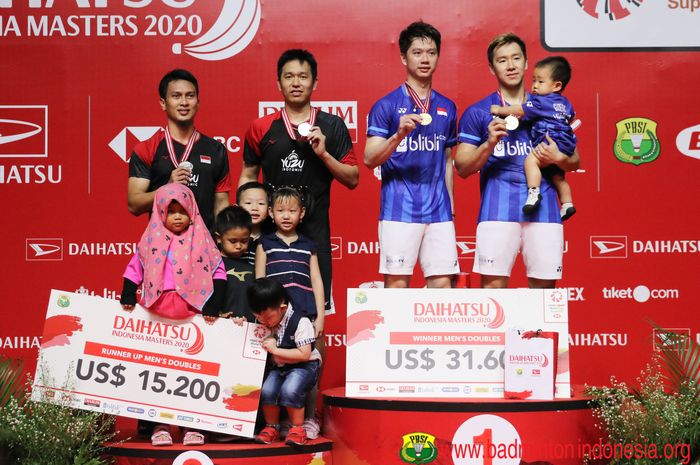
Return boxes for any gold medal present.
[420,113,432,126]
[505,115,519,131]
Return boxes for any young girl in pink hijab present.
[119,183,225,445]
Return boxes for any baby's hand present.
[231,317,246,327]
[121,304,134,312]
[313,320,324,338]
[203,315,217,325]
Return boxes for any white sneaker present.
[560,203,576,221]
[522,187,542,214]
[303,417,321,440]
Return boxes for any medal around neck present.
[420,113,432,126]
[504,115,519,131]
[297,122,312,138]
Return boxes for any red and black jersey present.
[243,110,356,252]
[129,129,231,230]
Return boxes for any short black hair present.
[235,181,270,204]
[535,56,572,92]
[487,32,527,65]
[277,49,318,81]
[158,69,199,99]
[271,186,303,207]
[215,205,252,236]
[399,21,441,55]
[247,278,288,314]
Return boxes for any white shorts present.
[379,220,460,277]
[472,221,563,280]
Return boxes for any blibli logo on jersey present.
[396,134,442,153]
[493,139,532,157]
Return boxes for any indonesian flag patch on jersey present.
[437,107,448,117]
[200,155,211,164]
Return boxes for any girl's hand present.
[121,304,134,312]
[231,317,246,327]
[203,315,217,325]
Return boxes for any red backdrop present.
[1,0,699,395]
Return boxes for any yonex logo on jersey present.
[398,108,407,114]
[396,134,442,153]
[281,151,304,172]
[493,139,532,157]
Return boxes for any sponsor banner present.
[258,101,359,142]
[0,1,262,62]
[32,290,267,437]
[542,0,700,49]
[346,288,570,398]
[676,124,700,160]
[0,105,47,157]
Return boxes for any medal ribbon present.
[280,106,318,141]
[405,82,431,115]
[497,90,526,107]
[164,126,198,168]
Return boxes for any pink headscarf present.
[137,184,222,310]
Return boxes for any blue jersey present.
[458,92,561,224]
[367,85,457,224]
[523,93,577,155]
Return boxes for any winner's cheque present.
[346,288,571,399]
[32,290,268,437]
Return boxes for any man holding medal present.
[127,69,231,231]
[454,33,580,289]
[364,21,459,289]
[240,49,359,313]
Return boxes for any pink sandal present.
[151,427,173,446]
[183,430,205,446]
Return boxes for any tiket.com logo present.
[590,235,628,258]
[330,236,342,260]
[413,298,505,328]
[0,105,47,158]
[602,285,679,303]
[26,238,63,261]
[676,124,700,160]
[258,101,359,142]
[576,0,645,21]
[108,126,161,162]
[614,118,660,166]
[111,315,205,355]
[456,236,476,261]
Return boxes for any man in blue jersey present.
[454,33,580,289]
[364,21,458,289]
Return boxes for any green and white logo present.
[400,432,438,464]
[614,117,660,165]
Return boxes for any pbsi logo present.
[576,0,645,21]
[26,238,63,261]
[676,124,700,160]
[614,118,660,166]
[590,235,628,258]
[330,236,342,260]
[0,105,47,158]
[456,236,476,261]
[258,101,358,142]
